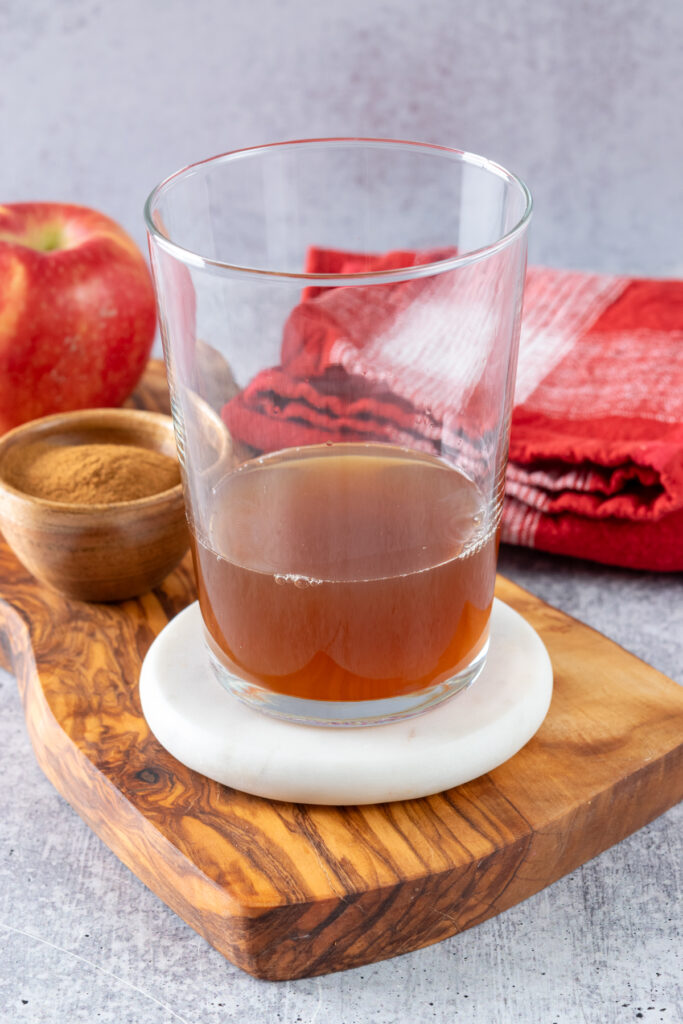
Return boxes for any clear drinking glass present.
[145,138,532,727]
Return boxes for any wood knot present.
[136,767,160,785]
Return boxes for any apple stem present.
[40,225,64,251]
[0,223,65,252]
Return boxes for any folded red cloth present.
[222,249,683,571]
[504,274,683,570]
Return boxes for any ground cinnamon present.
[5,441,181,504]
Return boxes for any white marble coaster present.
[139,600,553,805]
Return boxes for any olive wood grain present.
[1,361,682,980]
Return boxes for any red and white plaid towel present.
[504,270,683,570]
[223,250,683,572]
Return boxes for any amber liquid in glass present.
[192,443,498,703]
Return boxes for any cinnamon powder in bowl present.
[0,409,189,601]
[4,441,180,505]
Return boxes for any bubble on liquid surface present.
[273,573,322,589]
[293,574,323,589]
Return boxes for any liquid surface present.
[192,444,498,702]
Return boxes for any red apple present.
[0,202,157,433]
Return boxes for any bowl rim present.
[0,408,185,513]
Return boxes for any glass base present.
[204,631,489,727]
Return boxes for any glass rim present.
[144,136,533,283]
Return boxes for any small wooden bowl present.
[0,409,190,602]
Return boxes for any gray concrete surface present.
[1,1,682,1020]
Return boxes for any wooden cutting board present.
[1,362,682,981]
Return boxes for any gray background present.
[3,0,682,279]
[1,1,682,1022]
